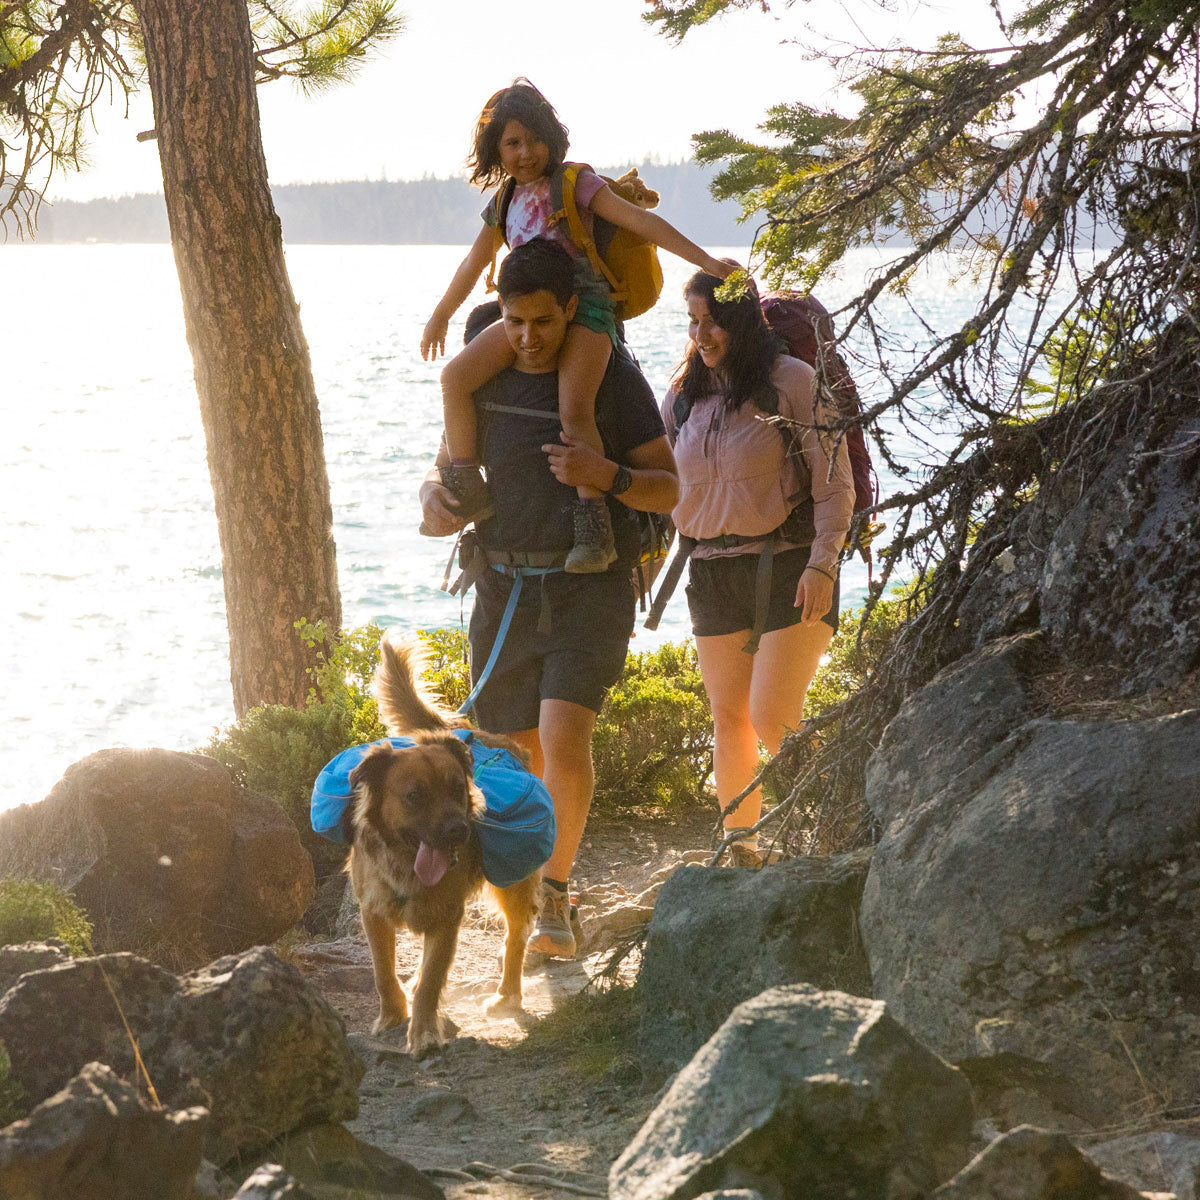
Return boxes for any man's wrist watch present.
[605,464,633,496]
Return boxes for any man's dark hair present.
[468,79,570,189]
[496,238,577,310]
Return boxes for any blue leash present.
[456,565,562,716]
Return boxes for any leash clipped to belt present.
[442,530,567,716]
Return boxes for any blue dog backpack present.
[310,729,555,889]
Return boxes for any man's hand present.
[421,312,450,361]
[542,433,616,492]
[419,479,467,537]
[794,567,835,625]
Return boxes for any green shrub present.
[416,626,471,711]
[0,878,92,955]
[593,640,712,808]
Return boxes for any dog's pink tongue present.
[414,843,450,888]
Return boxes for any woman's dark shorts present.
[686,545,840,639]
[468,564,636,732]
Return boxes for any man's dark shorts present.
[468,565,636,731]
[686,546,840,639]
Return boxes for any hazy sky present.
[48,0,1003,202]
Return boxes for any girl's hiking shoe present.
[529,883,577,958]
[418,463,494,535]
[565,499,617,573]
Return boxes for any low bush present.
[0,877,92,955]
[593,640,712,808]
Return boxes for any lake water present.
[0,243,980,811]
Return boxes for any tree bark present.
[133,0,342,717]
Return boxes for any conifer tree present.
[1,0,401,716]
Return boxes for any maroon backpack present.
[759,291,879,531]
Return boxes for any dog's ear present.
[441,734,475,783]
[349,743,397,795]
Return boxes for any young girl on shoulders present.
[421,80,733,572]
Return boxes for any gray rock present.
[638,850,872,1087]
[150,946,364,1163]
[1083,1131,1200,1200]
[0,952,181,1106]
[254,1123,444,1199]
[861,634,1200,1121]
[0,748,314,968]
[0,1061,208,1200]
[693,1193,767,1200]
[953,414,1200,694]
[404,1088,479,1124]
[610,985,974,1200]
[0,946,362,1164]
[933,1126,1148,1200]
[0,940,70,999]
[233,1163,318,1198]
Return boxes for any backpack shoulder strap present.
[550,163,622,296]
[484,178,516,294]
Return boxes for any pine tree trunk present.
[133,0,342,717]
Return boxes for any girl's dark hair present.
[675,271,782,413]
[468,79,569,188]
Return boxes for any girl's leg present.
[694,630,760,833]
[558,325,612,501]
[440,321,515,463]
[748,619,834,754]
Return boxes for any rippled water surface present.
[1,243,983,810]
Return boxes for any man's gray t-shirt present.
[474,347,666,568]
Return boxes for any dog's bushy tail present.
[374,635,457,734]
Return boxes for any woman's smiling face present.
[686,292,730,372]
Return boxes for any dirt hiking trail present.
[290,805,716,1200]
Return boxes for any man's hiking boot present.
[564,499,617,573]
[528,883,577,959]
[418,463,494,535]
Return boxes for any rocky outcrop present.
[952,412,1200,694]
[932,1126,1150,1200]
[0,941,69,998]
[638,851,872,1086]
[1083,1131,1200,1200]
[233,1164,318,1198]
[0,946,362,1163]
[0,1061,208,1200]
[860,633,1200,1120]
[611,985,973,1200]
[0,748,314,968]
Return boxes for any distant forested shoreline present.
[32,161,754,245]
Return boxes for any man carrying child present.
[418,237,678,956]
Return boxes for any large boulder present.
[951,413,1200,694]
[638,851,872,1087]
[0,1061,208,1200]
[0,941,70,998]
[0,748,314,968]
[0,946,362,1164]
[1083,1131,1200,1200]
[610,985,974,1200]
[860,633,1200,1120]
[932,1127,1149,1200]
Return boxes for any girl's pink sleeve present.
[574,169,607,213]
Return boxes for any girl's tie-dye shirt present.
[483,169,607,255]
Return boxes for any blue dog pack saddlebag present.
[310,729,555,889]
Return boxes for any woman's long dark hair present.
[674,271,782,414]
[468,80,570,189]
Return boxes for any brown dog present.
[347,636,541,1056]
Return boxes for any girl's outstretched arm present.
[589,185,735,280]
[422,223,497,359]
